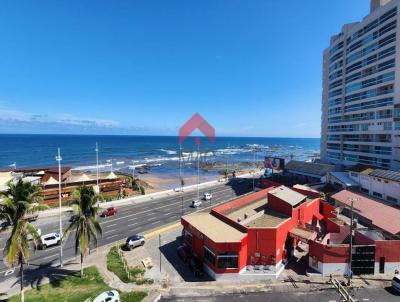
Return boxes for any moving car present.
[27,228,41,241]
[189,255,204,277]
[191,200,202,208]
[392,275,400,292]
[101,207,117,217]
[203,193,212,200]
[177,244,191,263]
[126,234,145,250]
[93,290,120,302]
[40,232,61,249]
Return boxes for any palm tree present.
[63,186,102,278]
[0,179,44,302]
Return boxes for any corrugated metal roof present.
[285,160,335,177]
[369,169,400,182]
[331,190,400,235]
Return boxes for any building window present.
[373,191,382,198]
[361,187,369,194]
[387,196,398,203]
[217,252,239,269]
[204,246,216,266]
[183,229,193,246]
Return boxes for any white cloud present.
[0,106,120,129]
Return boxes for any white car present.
[93,290,120,302]
[191,200,202,208]
[126,234,145,250]
[27,228,41,241]
[203,193,212,200]
[392,275,400,292]
[40,232,61,249]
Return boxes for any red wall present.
[375,240,400,262]
[181,218,248,274]
[309,240,349,263]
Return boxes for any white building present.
[348,166,400,204]
[321,0,400,171]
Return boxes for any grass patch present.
[120,291,148,302]
[7,266,146,302]
[107,246,153,285]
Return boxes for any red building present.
[181,185,400,280]
[181,185,327,280]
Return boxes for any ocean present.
[0,134,320,179]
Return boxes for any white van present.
[93,290,120,302]
[392,275,400,292]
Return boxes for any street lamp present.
[56,148,63,268]
[347,197,359,286]
[95,142,99,187]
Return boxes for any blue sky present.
[0,0,369,137]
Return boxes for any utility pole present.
[347,197,359,286]
[56,148,63,268]
[95,142,99,187]
[196,139,200,202]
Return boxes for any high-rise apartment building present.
[321,0,400,171]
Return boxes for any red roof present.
[331,190,400,235]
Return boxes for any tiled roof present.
[369,169,400,182]
[331,190,400,235]
[285,160,335,177]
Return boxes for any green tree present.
[139,186,145,195]
[131,178,139,191]
[63,186,102,278]
[223,169,228,180]
[0,179,44,302]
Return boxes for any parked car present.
[203,193,212,200]
[23,213,39,222]
[0,221,10,231]
[126,234,145,250]
[191,200,202,208]
[189,256,204,277]
[101,207,117,217]
[392,275,400,292]
[27,228,41,241]
[69,214,79,222]
[40,232,61,249]
[93,290,120,302]
[177,244,191,263]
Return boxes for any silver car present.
[126,234,145,250]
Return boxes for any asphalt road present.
[161,287,400,302]
[0,177,256,283]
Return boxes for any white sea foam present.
[160,149,178,155]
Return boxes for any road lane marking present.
[127,222,139,227]
[144,222,181,239]
[108,234,118,239]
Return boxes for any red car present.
[101,207,117,217]
[177,244,192,263]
